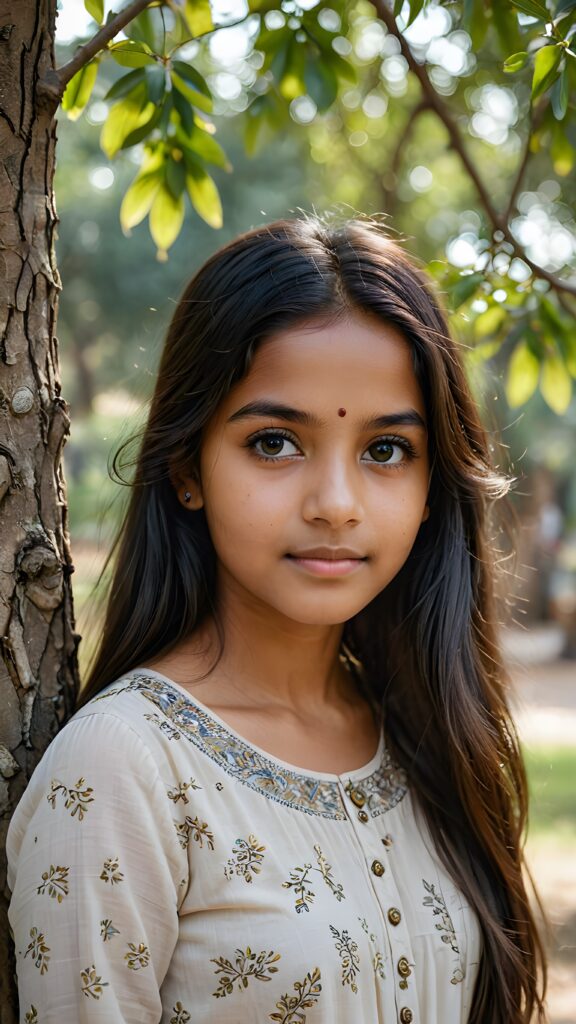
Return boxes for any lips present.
[287,547,366,560]
[285,548,367,578]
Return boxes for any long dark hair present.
[81,216,546,1023]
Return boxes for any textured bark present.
[0,2,80,1017]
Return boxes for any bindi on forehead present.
[337,408,347,418]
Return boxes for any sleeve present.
[6,711,189,1023]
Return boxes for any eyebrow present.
[227,400,426,431]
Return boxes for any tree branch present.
[56,0,154,91]
[373,0,576,298]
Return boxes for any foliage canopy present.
[57,0,576,413]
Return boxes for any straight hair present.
[80,216,546,1023]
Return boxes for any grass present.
[524,745,576,842]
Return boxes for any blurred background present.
[55,1,575,1019]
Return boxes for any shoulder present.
[8,673,199,842]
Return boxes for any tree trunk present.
[0,2,79,1017]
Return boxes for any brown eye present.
[250,432,300,459]
[366,441,400,464]
[260,436,286,456]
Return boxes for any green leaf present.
[304,55,338,111]
[511,0,550,18]
[126,9,161,51]
[279,39,307,101]
[492,3,522,54]
[474,305,506,338]
[186,165,223,227]
[503,51,528,72]
[551,118,574,173]
[85,0,104,23]
[172,60,212,98]
[120,169,163,231]
[146,64,166,105]
[120,104,163,151]
[322,49,357,84]
[166,154,186,198]
[394,0,404,15]
[100,86,156,158]
[184,0,213,36]
[505,341,540,407]
[178,125,231,170]
[463,0,489,49]
[105,68,146,101]
[244,95,268,156]
[541,353,572,413]
[532,44,562,98]
[551,63,569,118]
[149,184,186,254]
[171,60,213,113]
[451,272,484,308]
[109,41,156,68]
[172,86,196,134]
[62,60,98,120]
[407,0,425,27]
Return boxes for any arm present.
[7,711,188,1023]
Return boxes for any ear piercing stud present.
[184,491,192,503]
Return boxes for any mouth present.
[286,549,367,578]
[288,547,367,560]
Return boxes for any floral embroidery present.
[115,676,349,818]
[24,1008,38,1024]
[422,879,465,984]
[100,919,120,942]
[174,815,215,850]
[283,847,345,911]
[224,834,266,883]
[37,864,69,902]
[344,751,407,819]
[269,966,322,1022]
[47,777,94,820]
[124,943,151,970]
[81,964,109,998]
[358,917,385,980]
[24,927,50,974]
[143,712,181,741]
[211,947,280,998]
[167,778,201,804]
[282,863,315,913]
[170,1003,191,1024]
[330,925,360,993]
[314,844,345,900]
[100,857,124,885]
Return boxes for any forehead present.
[226,312,426,419]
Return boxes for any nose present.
[301,457,363,528]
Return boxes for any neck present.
[154,585,354,715]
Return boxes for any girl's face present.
[181,311,430,628]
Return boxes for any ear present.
[421,503,430,523]
[172,471,204,511]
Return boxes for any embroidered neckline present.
[93,673,408,821]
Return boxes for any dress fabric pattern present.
[7,670,482,1023]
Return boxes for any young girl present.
[7,216,545,1023]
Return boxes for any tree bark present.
[0,2,79,1018]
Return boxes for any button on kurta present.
[371,859,385,876]
[388,907,401,926]
[358,810,369,823]
[397,956,412,978]
[349,788,366,807]
[399,1008,413,1023]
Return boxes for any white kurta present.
[7,669,482,1024]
